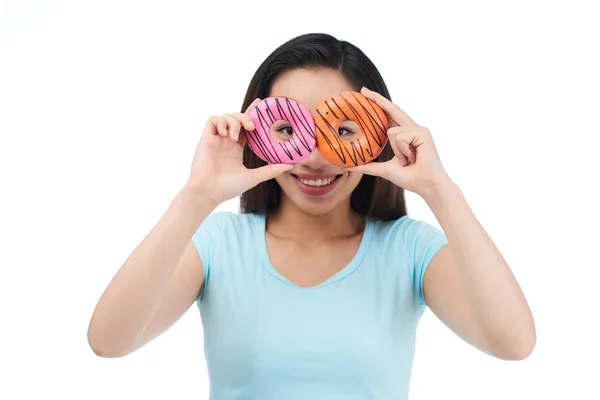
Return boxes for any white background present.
[1,0,599,399]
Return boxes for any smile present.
[297,176,337,187]
[290,173,343,196]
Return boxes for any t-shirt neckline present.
[256,213,373,290]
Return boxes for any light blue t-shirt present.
[192,211,448,400]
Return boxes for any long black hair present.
[239,33,406,221]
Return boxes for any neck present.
[267,194,365,242]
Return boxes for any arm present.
[87,106,291,358]
[87,186,216,358]
[422,181,536,360]
[350,87,535,360]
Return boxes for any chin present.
[275,171,362,215]
[293,198,341,216]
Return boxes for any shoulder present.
[369,215,448,304]
[369,215,448,268]
[369,215,444,243]
[194,210,262,238]
[196,210,261,230]
[192,211,263,269]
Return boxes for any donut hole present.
[269,120,294,143]
[338,120,362,142]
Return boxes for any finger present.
[221,114,242,141]
[244,98,262,114]
[206,115,220,136]
[395,129,427,149]
[346,160,392,180]
[392,134,415,165]
[360,87,418,127]
[215,116,229,137]
[230,112,255,132]
[250,163,293,186]
[389,135,409,166]
[388,126,428,148]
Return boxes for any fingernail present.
[361,86,371,92]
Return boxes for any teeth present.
[299,177,335,187]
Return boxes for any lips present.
[290,173,343,196]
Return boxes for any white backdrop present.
[1,0,599,399]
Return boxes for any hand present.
[186,98,292,204]
[348,87,453,199]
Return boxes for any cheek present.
[275,174,299,197]
[334,173,363,198]
[274,174,288,189]
[345,172,364,190]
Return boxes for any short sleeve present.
[191,212,223,300]
[410,219,449,308]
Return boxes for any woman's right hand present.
[185,98,292,204]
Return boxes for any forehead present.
[269,68,356,110]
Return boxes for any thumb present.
[347,161,389,179]
[250,163,293,186]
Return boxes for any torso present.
[192,211,447,400]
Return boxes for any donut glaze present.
[314,92,389,168]
[246,97,316,164]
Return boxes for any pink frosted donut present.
[246,97,317,164]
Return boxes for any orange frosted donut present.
[314,91,389,168]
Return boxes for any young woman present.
[88,33,536,399]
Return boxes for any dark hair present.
[239,33,406,221]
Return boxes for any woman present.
[88,33,536,399]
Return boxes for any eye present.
[277,126,294,136]
[338,127,352,136]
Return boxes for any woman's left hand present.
[348,87,454,199]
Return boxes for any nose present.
[297,146,331,171]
